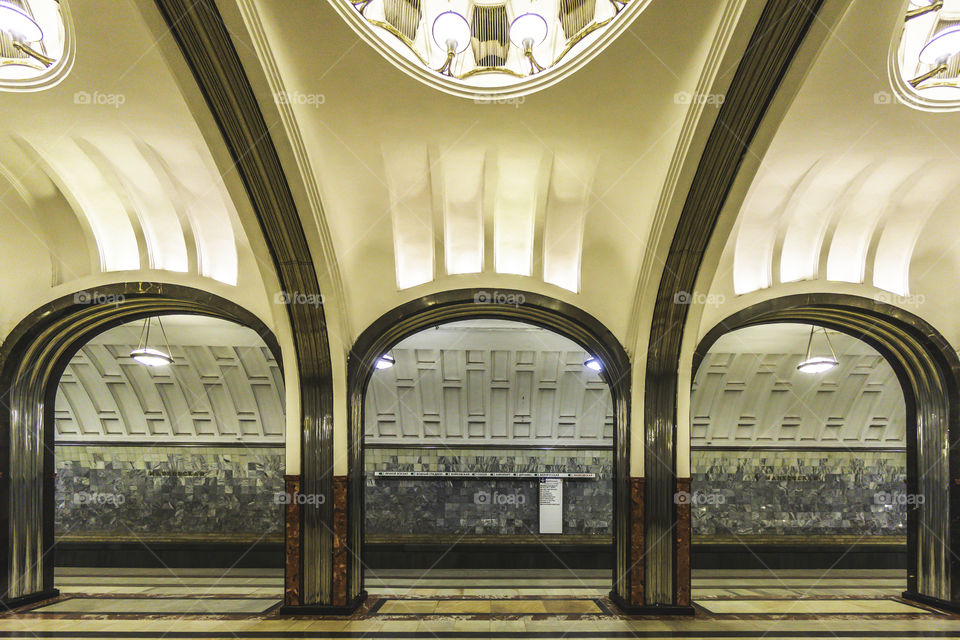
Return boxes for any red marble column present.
[284,475,301,606]
[675,477,692,606]
[630,477,645,606]
[332,476,349,607]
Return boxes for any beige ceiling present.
[224,0,743,343]
[704,0,960,345]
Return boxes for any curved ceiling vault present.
[727,0,960,303]
[224,0,747,339]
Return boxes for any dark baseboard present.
[53,541,282,568]
[364,542,613,570]
[279,591,367,615]
[693,543,906,570]
[1,589,60,611]
[902,591,960,614]
[608,592,695,616]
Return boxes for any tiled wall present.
[690,449,907,537]
[364,447,613,537]
[55,446,285,539]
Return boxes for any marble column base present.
[278,590,367,616]
[608,591,695,616]
[902,590,960,614]
[1,588,60,610]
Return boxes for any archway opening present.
[690,322,910,612]
[50,314,286,614]
[361,318,615,601]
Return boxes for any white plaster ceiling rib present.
[384,144,435,289]
[825,159,913,284]
[9,132,240,286]
[384,143,593,293]
[143,139,239,286]
[776,156,872,285]
[733,155,960,298]
[233,0,352,336]
[15,135,141,272]
[872,163,958,296]
[542,152,593,293]
[74,138,189,273]
[440,146,485,276]
[626,0,751,349]
[134,141,200,275]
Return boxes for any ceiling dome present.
[328,0,653,98]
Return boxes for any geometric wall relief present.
[364,320,613,446]
[54,316,284,443]
[692,325,906,448]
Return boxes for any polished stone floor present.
[0,567,956,638]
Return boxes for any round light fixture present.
[0,1,42,42]
[919,26,960,65]
[375,354,396,369]
[796,356,839,374]
[915,80,960,99]
[432,11,470,53]
[130,347,174,367]
[796,325,839,374]
[584,357,602,372]
[509,12,548,48]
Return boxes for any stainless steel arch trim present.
[642,0,827,606]
[346,289,633,603]
[0,283,281,603]
[693,293,960,605]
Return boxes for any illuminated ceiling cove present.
[331,0,653,97]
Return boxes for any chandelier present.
[0,0,71,89]
[349,0,633,88]
[895,0,960,105]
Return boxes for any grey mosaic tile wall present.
[55,446,285,539]
[365,448,612,537]
[690,449,907,537]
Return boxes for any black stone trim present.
[348,290,632,604]
[903,591,960,615]
[694,294,960,607]
[277,590,367,616]
[0,283,281,606]
[643,0,827,606]
[152,0,335,606]
[0,589,59,612]
[607,591,695,616]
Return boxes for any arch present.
[0,282,280,606]
[693,293,960,610]
[346,289,632,605]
